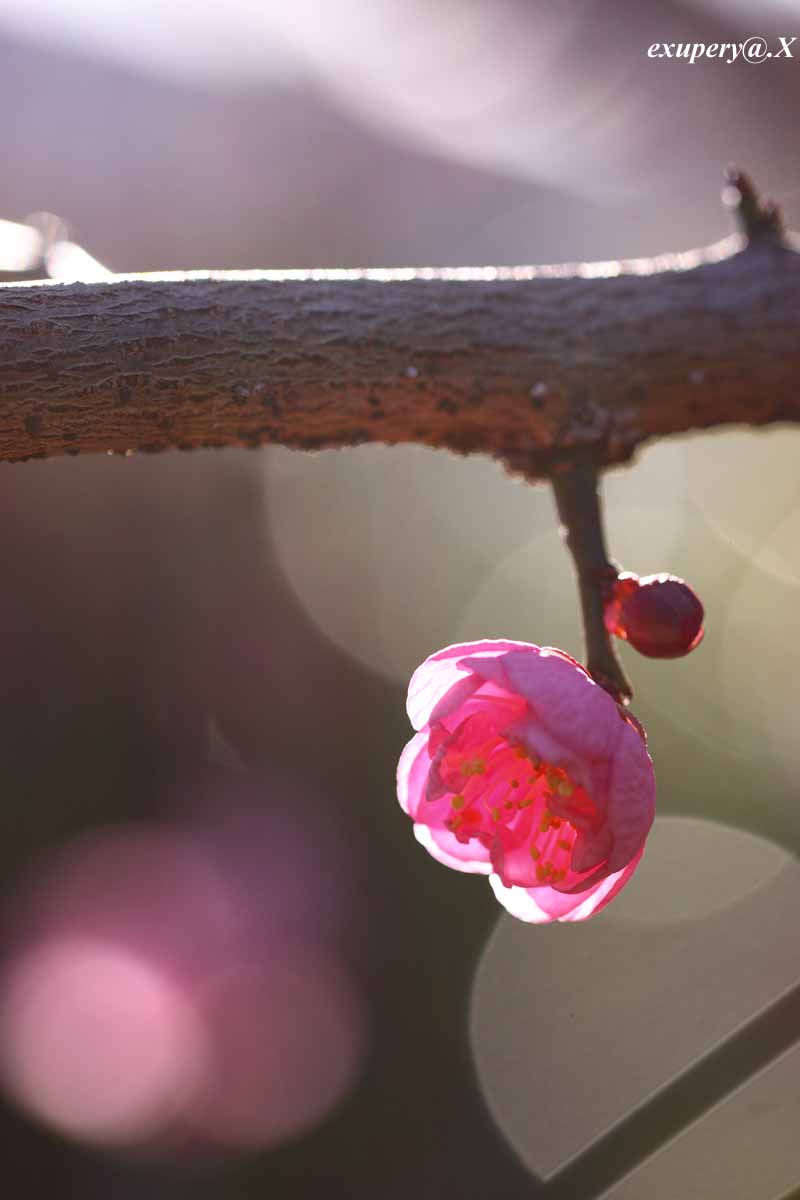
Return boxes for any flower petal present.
[489,846,644,923]
[571,824,613,874]
[502,649,623,759]
[488,874,585,922]
[503,714,592,797]
[427,674,483,725]
[453,654,513,693]
[406,640,533,730]
[606,722,656,873]
[487,810,538,887]
[396,731,431,819]
[414,823,493,874]
[557,848,644,920]
[427,640,535,662]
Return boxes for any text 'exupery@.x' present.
[647,37,796,64]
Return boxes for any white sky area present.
[691,0,800,17]
[0,0,657,195]
[0,0,796,199]
[0,0,301,84]
[3,0,797,92]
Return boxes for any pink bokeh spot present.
[189,950,364,1150]
[0,937,208,1144]
[398,641,655,923]
[0,820,367,1153]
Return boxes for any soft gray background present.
[0,2,799,1197]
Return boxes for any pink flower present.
[397,640,655,923]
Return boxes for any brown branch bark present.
[550,457,631,704]
[1,208,798,476]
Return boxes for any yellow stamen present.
[529,845,540,861]
[557,779,574,797]
[451,794,466,810]
[557,838,571,851]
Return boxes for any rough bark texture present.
[1,229,798,477]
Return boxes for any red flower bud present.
[604,573,704,659]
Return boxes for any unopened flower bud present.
[605,573,704,659]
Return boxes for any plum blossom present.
[397,640,655,923]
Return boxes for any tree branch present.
[550,456,631,704]
[1,178,798,474]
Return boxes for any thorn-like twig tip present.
[723,167,783,242]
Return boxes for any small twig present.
[725,166,783,242]
[549,456,632,704]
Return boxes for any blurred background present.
[0,1,800,1197]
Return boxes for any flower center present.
[432,715,599,885]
